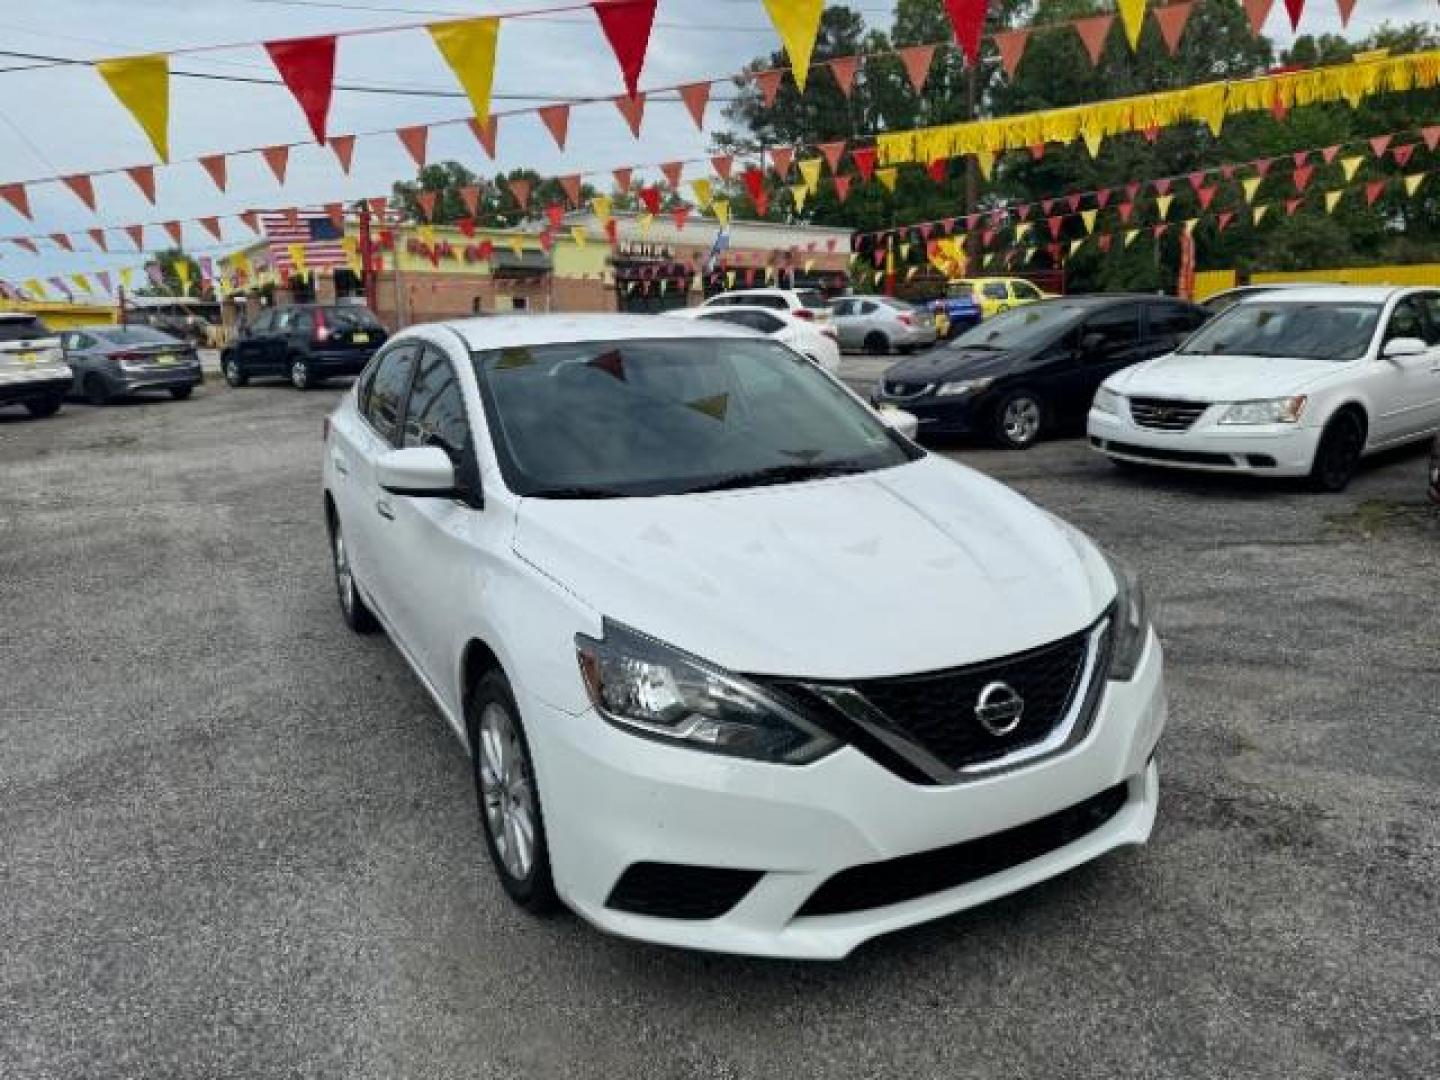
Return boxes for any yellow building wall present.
[1195,263,1440,301]
[0,299,117,329]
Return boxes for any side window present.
[364,343,418,445]
[1081,305,1141,362]
[249,311,274,335]
[403,348,471,461]
[1012,281,1041,300]
[860,301,880,315]
[1414,293,1440,345]
[750,312,785,333]
[830,300,853,317]
[290,311,314,335]
[755,295,785,310]
[1384,298,1426,343]
[1147,303,1201,339]
[983,283,1008,300]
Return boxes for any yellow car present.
[952,277,1051,320]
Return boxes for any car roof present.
[436,314,758,351]
[1029,293,1191,307]
[1228,285,1406,304]
[693,304,796,318]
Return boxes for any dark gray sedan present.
[60,325,202,405]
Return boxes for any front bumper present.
[1088,407,1322,476]
[870,389,990,437]
[0,374,71,406]
[523,630,1166,959]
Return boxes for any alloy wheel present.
[478,703,537,882]
[332,526,354,618]
[1002,397,1041,446]
[290,360,310,390]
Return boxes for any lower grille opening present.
[796,782,1130,917]
[1245,454,1277,468]
[1105,440,1235,467]
[606,862,763,920]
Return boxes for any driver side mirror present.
[875,406,920,440]
[377,446,464,500]
[1382,337,1427,360]
[1079,332,1107,353]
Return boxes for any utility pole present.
[358,200,378,314]
[964,62,979,278]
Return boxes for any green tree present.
[392,163,598,228]
[137,248,206,298]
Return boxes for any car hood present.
[1109,352,1346,400]
[882,347,1021,385]
[512,455,1115,679]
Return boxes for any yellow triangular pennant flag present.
[1340,156,1363,183]
[1241,176,1262,203]
[725,270,736,288]
[873,270,884,285]
[790,182,808,209]
[571,225,587,247]
[1081,209,1097,234]
[232,253,251,276]
[1123,228,1139,248]
[1015,221,1032,242]
[97,54,169,161]
[803,258,815,273]
[428,18,501,123]
[712,198,730,227]
[1117,0,1146,50]
[976,150,995,180]
[1183,218,1197,237]
[419,225,437,246]
[509,235,524,257]
[1156,194,1174,219]
[1404,173,1425,196]
[797,157,822,194]
[591,194,612,224]
[1081,129,1104,158]
[1068,238,1085,257]
[761,0,824,91]
[70,273,90,294]
[638,212,654,238]
[24,278,45,298]
[1253,203,1270,225]
[1324,190,1342,213]
[690,178,712,209]
[899,242,911,261]
[876,167,898,193]
[175,259,192,293]
[119,267,133,290]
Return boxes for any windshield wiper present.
[524,485,630,499]
[683,461,871,494]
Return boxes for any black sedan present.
[872,294,1210,448]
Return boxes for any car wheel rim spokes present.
[479,704,534,880]
[292,364,306,387]
[333,530,353,614]
[1005,400,1039,442]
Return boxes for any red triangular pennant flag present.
[199,216,222,241]
[850,146,876,182]
[1221,164,1236,180]
[508,178,532,208]
[678,82,710,129]
[770,146,793,178]
[1065,193,1082,212]
[398,125,428,168]
[592,0,657,99]
[460,184,481,217]
[1095,188,1112,209]
[709,156,732,182]
[672,206,690,231]
[1293,165,1314,192]
[994,29,1029,77]
[199,154,228,192]
[1282,0,1304,31]
[928,159,947,184]
[61,174,96,211]
[1074,15,1114,66]
[742,168,765,205]
[828,56,859,98]
[1369,134,1393,159]
[614,93,646,138]
[1365,179,1386,205]
[1153,178,1173,196]
[1029,143,1046,161]
[1197,186,1217,210]
[1154,2,1193,55]
[1393,144,1415,167]
[943,0,987,63]
[660,161,683,189]
[50,233,73,252]
[417,191,438,221]
[125,224,144,249]
[262,145,290,184]
[1336,0,1358,25]
[545,203,564,230]
[1292,150,1309,168]
[1218,210,1235,232]
[1017,204,1032,220]
[1243,0,1275,34]
[538,105,570,150]
[88,228,108,252]
[1042,198,1055,215]
[265,35,337,142]
[940,217,955,234]
[125,166,156,204]
[469,115,499,158]
[1254,157,1273,178]
[11,238,36,254]
[896,44,935,94]
[327,136,354,175]
[1187,171,1207,192]
[0,183,31,219]
[1046,216,1064,240]
[832,175,851,203]
[560,174,582,207]
[754,69,783,108]
[1098,234,1113,253]
[1118,202,1135,224]
[459,217,476,238]
[1321,145,1340,164]
[613,166,633,192]
[1420,126,1440,151]
[163,221,182,245]
[817,140,846,172]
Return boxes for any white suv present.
[1089,286,1440,491]
[701,287,831,323]
[323,314,1166,958]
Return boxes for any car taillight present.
[793,308,815,321]
[313,308,328,342]
[113,351,142,363]
[897,313,913,326]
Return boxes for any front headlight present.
[1092,386,1124,415]
[1219,395,1307,425]
[575,619,839,764]
[936,376,994,397]
[1105,556,1150,681]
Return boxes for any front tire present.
[169,386,193,400]
[290,358,312,390]
[223,356,248,387]
[994,389,1044,449]
[330,515,379,633]
[467,671,557,914]
[1309,410,1365,492]
[24,397,61,418]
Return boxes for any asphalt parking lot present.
[2,359,1437,1079]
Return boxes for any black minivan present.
[223,304,387,390]
[873,294,1210,448]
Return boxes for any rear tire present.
[223,356,248,387]
[993,389,1044,449]
[83,374,113,407]
[24,398,61,418]
[290,358,312,390]
[169,386,193,400]
[1309,410,1365,492]
[330,514,379,634]
[864,332,890,356]
[466,670,557,914]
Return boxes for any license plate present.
[353,332,370,344]
[17,351,35,365]
[156,354,176,365]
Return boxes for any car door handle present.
[375,499,395,521]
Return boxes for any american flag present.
[259,211,347,272]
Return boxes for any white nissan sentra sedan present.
[1088,286,1440,492]
[322,315,1166,959]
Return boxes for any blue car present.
[926,283,983,338]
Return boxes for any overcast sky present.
[0,0,1430,285]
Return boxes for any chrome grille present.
[1129,397,1209,431]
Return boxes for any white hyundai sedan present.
[1089,286,1440,491]
[323,315,1166,959]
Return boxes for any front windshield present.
[949,301,1084,351]
[472,337,920,498]
[1179,301,1380,361]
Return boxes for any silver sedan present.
[829,296,939,355]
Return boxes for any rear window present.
[947,283,974,299]
[98,326,181,345]
[795,290,827,311]
[0,317,50,341]
[322,306,382,330]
